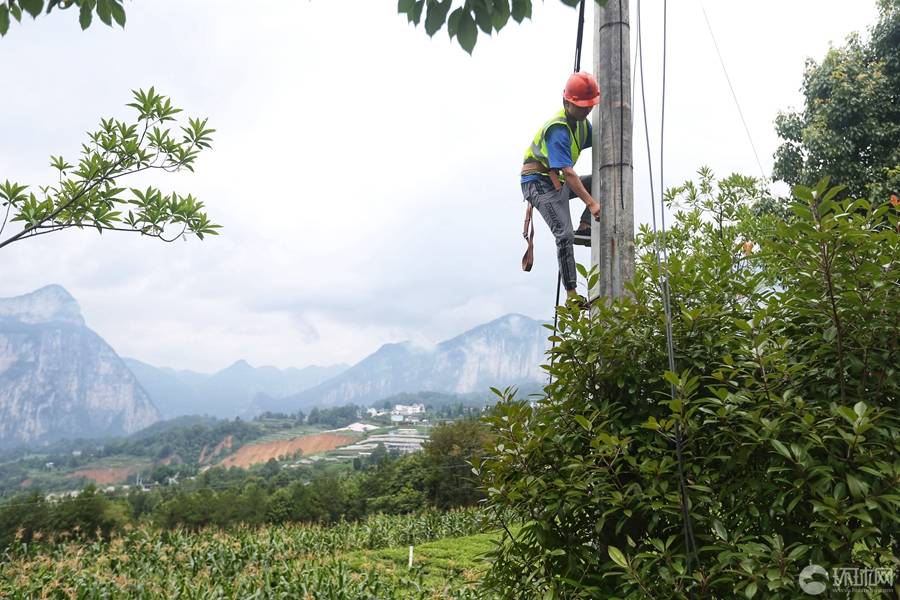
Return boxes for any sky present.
[0,0,881,372]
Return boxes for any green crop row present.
[0,508,500,599]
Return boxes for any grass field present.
[341,530,498,591]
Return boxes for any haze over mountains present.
[128,313,549,415]
[123,358,348,418]
[0,285,549,447]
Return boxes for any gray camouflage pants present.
[521,174,592,291]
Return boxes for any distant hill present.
[124,358,348,418]
[0,286,160,448]
[282,314,548,410]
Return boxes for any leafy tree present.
[305,404,361,429]
[0,492,48,547]
[0,87,219,250]
[424,418,492,509]
[0,0,125,37]
[260,457,281,478]
[398,0,607,53]
[480,170,899,598]
[773,0,900,199]
[49,484,129,541]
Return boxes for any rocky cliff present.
[0,285,160,447]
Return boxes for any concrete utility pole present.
[591,0,634,302]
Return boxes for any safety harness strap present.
[521,203,535,271]
[521,170,562,271]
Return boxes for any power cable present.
[637,0,656,223]
[618,0,625,211]
[551,0,588,385]
[573,0,586,72]
[649,0,701,592]
[636,0,700,591]
[698,0,767,180]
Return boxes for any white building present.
[392,403,425,416]
[364,429,428,455]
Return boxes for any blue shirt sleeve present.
[545,121,592,169]
[545,124,573,170]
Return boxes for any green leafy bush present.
[480,170,899,598]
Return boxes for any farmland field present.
[0,508,498,599]
[217,432,359,468]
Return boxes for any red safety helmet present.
[563,72,601,107]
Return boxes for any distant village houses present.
[367,403,425,422]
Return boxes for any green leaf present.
[771,440,792,461]
[424,0,451,37]
[398,0,415,13]
[19,0,43,19]
[786,544,809,560]
[0,6,9,36]
[409,0,425,24]
[608,545,628,568]
[853,401,867,418]
[456,10,477,54]
[472,0,493,34]
[846,474,869,499]
[837,406,858,425]
[511,0,530,23]
[663,371,680,386]
[745,582,757,598]
[573,415,591,431]
[491,0,510,30]
[447,6,463,38]
[712,519,728,541]
[79,1,93,29]
[109,0,125,26]
[96,0,111,25]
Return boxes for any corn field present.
[0,508,497,599]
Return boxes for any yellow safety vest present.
[523,108,591,183]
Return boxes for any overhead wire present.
[698,0,767,180]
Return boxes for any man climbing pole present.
[520,71,602,305]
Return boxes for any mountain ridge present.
[281,313,548,410]
[123,357,350,418]
[0,286,160,447]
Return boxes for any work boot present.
[573,224,591,247]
